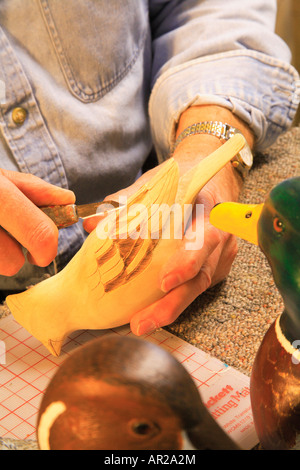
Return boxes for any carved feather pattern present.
[92,158,180,295]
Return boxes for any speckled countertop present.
[0,127,299,450]
[167,127,300,376]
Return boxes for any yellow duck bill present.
[209,202,264,245]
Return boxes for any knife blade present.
[40,200,123,229]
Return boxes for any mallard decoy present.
[6,135,245,357]
[37,334,239,450]
[209,177,300,450]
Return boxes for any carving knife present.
[40,200,124,229]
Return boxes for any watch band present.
[172,121,253,179]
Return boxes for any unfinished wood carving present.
[6,135,246,356]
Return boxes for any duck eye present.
[131,421,152,435]
[129,419,160,437]
[273,217,284,233]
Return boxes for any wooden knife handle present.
[40,204,78,229]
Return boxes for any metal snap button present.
[12,107,27,125]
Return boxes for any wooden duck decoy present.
[6,135,245,357]
[209,177,300,450]
[37,334,239,450]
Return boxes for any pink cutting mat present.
[0,314,258,449]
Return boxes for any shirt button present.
[12,107,27,125]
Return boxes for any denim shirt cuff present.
[149,50,300,161]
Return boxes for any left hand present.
[130,175,239,336]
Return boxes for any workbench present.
[0,125,299,450]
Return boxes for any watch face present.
[240,146,253,167]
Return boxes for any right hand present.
[0,169,75,276]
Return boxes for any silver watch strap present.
[172,121,253,179]
[173,121,236,151]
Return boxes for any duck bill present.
[185,417,240,450]
[209,202,264,245]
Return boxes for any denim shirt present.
[0,0,299,288]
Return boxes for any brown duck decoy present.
[37,334,239,450]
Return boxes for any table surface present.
[0,126,299,450]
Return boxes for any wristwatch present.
[172,121,253,179]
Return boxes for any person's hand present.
[0,169,75,276]
[130,169,239,335]
[129,106,254,335]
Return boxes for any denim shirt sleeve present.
[149,0,300,161]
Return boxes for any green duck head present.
[210,177,300,342]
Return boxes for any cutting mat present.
[0,314,258,449]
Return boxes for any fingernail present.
[161,274,181,293]
[136,319,158,336]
